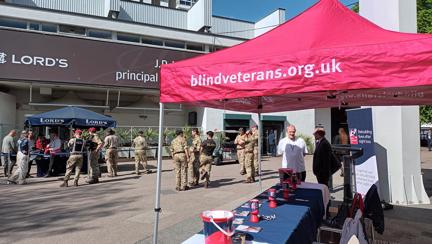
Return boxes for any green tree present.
[351,3,359,13]
[420,106,432,124]
[418,0,432,33]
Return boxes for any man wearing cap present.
[277,125,308,181]
[133,131,149,175]
[86,127,103,184]
[199,131,216,188]
[251,125,259,176]
[8,131,29,185]
[243,129,256,183]
[104,129,119,177]
[60,129,85,187]
[170,130,189,191]
[313,127,332,186]
[234,128,246,175]
[188,128,201,187]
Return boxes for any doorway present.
[331,107,357,143]
[262,121,285,155]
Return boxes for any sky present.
[213,0,358,22]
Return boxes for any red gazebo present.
[152,0,432,242]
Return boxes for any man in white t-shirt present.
[277,125,308,181]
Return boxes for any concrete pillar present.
[360,0,430,204]
[0,92,16,144]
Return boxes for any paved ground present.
[0,149,432,244]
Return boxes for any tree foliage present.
[418,0,432,33]
[420,106,432,124]
[351,3,359,13]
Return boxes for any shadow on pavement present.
[422,168,432,197]
[0,181,141,243]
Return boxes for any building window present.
[88,29,112,39]
[0,18,27,29]
[117,33,140,43]
[59,24,85,35]
[186,43,204,51]
[211,46,225,52]
[179,0,197,6]
[164,40,185,49]
[142,37,163,46]
[28,22,40,31]
[41,23,57,33]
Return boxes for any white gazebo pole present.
[153,103,165,244]
[258,112,263,192]
[257,97,263,192]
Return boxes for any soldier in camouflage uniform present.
[188,128,201,187]
[86,127,103,184]
[60,130,85,187]
[170,130,189,191]
[234,128,246,175]
[199,131,216,188]
[104,129,119,177]
[133,131,149,175]
[243,129,256,183]
[251,125,259,176]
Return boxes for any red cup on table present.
[250,199,260,223]
[268,188,277,208]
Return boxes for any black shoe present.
[86,177,99,184]
[200,172,208,181]
[74,180,79,187]
[240,170,246,175]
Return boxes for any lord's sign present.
[0,28,200,88]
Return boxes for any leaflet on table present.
[240,203,262,208]
[234,210,250,217]
[236,225,262,233]
[233,218,244,225]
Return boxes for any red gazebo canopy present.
[160,0,432,112]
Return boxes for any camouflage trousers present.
[173,153,187,189]
[64,155,83,181]
[105,149,118,176]
[89,150,100,178]
[135,149,148,173]
[237,149,245,173]
[244,151,255,179]
[253,147,259,174]
[199,155,213,182]
[188,152,200,185]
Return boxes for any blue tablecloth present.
[184,183,326,244]
[231,185,324,243]
[232,184,325,244]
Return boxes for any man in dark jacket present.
[313,128,332,186]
